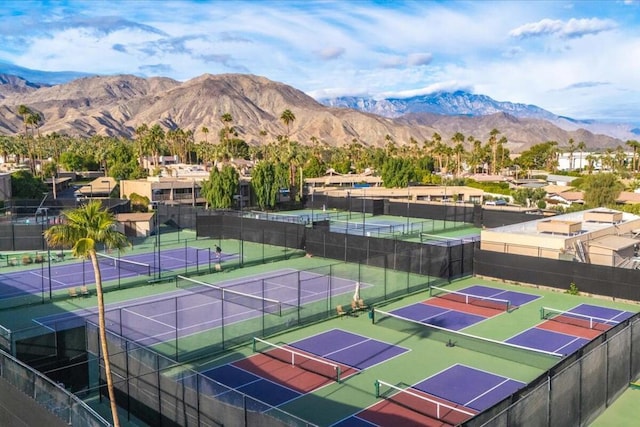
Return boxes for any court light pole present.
[362,187,366,236]
[346,190,351,231]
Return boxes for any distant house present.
[546,174,578,186]
[547,191,585,208]
[115,212,155,237]
[616,191,640,205]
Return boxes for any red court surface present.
[537,319,608,340]
[233,349,357,394]
[358,388,476,427]
[423,297,503,318]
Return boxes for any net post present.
[336,366,341,383]
[374,380,380,398]
[252,337,256,353]
[540,307,544,320]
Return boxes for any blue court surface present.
[506,303,635,356]
[183,329,408,409]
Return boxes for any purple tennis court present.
[0,246,233,300]
[33,269,370,345]
[507,303,635,355]
[289,329,409,370]
[460,285,541,308]
[391,302,486,331]
[339,364,524,426]
[183,330,406,410]
[388,285,539,331]
[414,364,525,411]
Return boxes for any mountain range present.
[0,68,634,154]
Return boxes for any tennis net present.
[176,275,282,316]
[97,253,152,276]
[419,233,463,246]
[331,220,405,234]
[373,308,560,370]
[374,380,475,424]
[430,286,511,312]
[540,307,615,331]
[253,337,341,382]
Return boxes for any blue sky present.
[0,0,639,123]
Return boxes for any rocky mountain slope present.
[320,91,640,142]
[0,73,625,152]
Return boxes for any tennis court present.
[0,246,232,300]
[506,303,636,355]
[339,364,525,426]
[390,285,540,331]
[34,268,368,344]
[182,329,406,408]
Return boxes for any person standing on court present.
[215,245,222,260]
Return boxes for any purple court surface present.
[34,269,368,345]
[507,303,635,356]
[289,329,409,370]
[412,364,525,412]
[389,285,540,332]
[186,329,407,408]
[391,303,486,331]
[462,285,541,308]
[336,364,525,426]
[0,246,235,300]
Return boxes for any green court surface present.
[2,228,638,426]
[590,385,640,426]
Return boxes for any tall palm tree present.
[566,138,576,171]
[577,141,586,171]
[44,201,129,427]
[487,128,501,175]
[280,109,296,138]
[626,140,640,172]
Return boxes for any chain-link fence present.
[86,322,316,427]
[0,349,109,427]
[464,313,640,426]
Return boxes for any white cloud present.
[1,0,639,122]
[509,17,617,39]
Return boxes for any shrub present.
[565,282,580,295]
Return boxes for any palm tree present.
[280,109,296,138]
[44,201,129,427]
[577,141,586,171]
[626,140,640,172]
[487,128,501,175]
[566,138,576,171]
[201,126,209,144]
[17,104,32,137]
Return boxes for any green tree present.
[251,160,288,209]
[200,165,239,209]
[626,140,640,172]
[11,170,46,198]
[381,157,417,188]
[582,173,623,208]
[44,201,129,427]
[280,109,296,138]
